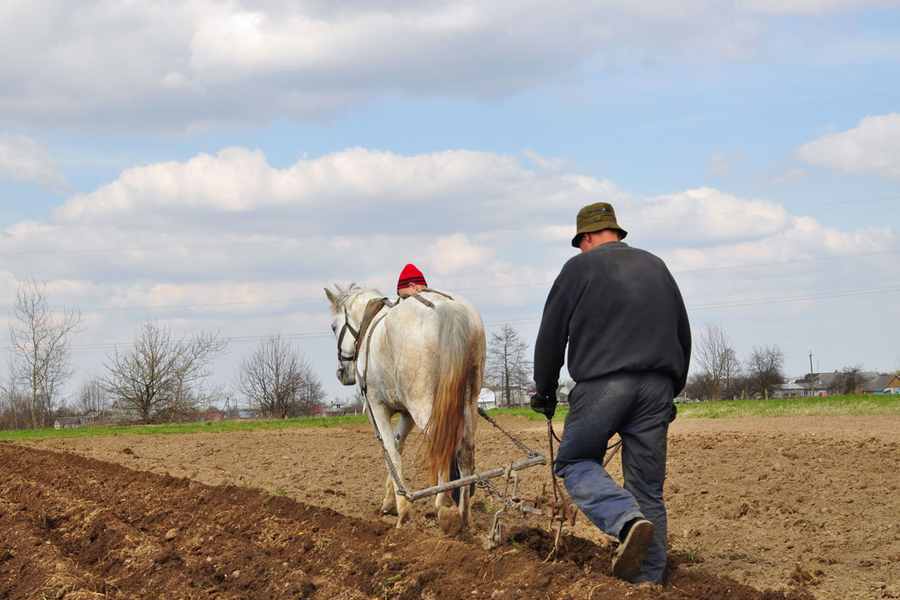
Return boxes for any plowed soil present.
[5,414,899,599]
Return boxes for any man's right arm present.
[533,262,583,400]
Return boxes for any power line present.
[11,282,897,355]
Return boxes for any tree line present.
[686,324,786,400]
[0,285,542,429]
[2,282,885,430]
[685,324,887,400]
[0,281,325,430]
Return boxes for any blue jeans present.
[554,372,676,583]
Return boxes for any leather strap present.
[354,298,389,358]
[411,293,434,308]
[421,287,454,300]
[410,288,454,309]
[360,311,389,397]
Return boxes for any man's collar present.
[590,240,629,252]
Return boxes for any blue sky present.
[1,1,899,404]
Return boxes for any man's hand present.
[530,392,557,419]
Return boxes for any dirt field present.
[4,414,898,599]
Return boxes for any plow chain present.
[476,407,577,561]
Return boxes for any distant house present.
[478,388,497,410]
[862,374,893,395]
[773,371,895,398]
[556,380,575,404]
[773,373,834,398]
[772,380,812,399]
[53,416,84,429]
[324,402,361,416]
[885,375,900,395]
[237,408,259,420]
[490,385,529,407]
[324,404,345,416]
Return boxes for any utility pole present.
[809,351,814,376]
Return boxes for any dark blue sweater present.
[534,242,691,399]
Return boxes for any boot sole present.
[612,519,655,581]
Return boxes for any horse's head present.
[325,284,362,386]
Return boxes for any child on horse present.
[397,263,427,298]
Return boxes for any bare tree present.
[238,335,325,418]
[78,377,109,417]
[221,390,241,419]
[103,323,226,423]
[486,324,531,407]
[685,372,714,401]
[829,365,864,395]
[0,357,25,430]
[694,324,741,400]
[9,280,81,428]
[746,346,785,399]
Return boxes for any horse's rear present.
[424,297,485,527]
[326,285,485,530]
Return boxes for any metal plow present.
[403,453,546,502]
[397,408,573,558]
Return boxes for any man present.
[396,263,428,298]
[530,202,691,584]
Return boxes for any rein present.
[336,307,360,362]
[335,289,455,498]
[336,297,397,364]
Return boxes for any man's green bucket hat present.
[571,202,628,247]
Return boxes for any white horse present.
[325,284,485,529]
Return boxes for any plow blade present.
[405,454,546,502]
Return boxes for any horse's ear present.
[324,287,338,308]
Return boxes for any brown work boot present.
[611,518,654,581]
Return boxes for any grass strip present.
[2,395,897,441]
[487,394,900,421]
[0,414,369,441]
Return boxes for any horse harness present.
[340,289,451,395]
[338,289,454,497]
[337,289,454,363]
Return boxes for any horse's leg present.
[380,412,414,516]
[434,469,454,510]
[435,402,477,535]
[455,399,478,526]
[370,403,411,527]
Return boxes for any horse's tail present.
[426,302,484,484]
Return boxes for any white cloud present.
[635,188,790,244]
[52,147,626,237]
[664,217,895,274]
[742,0,900,14]
[0,135,66,190]
[796,113,900,180]
[3,145,892,302]
[426,234,493,276]
[1,144,897,400]
[1,1,882,130]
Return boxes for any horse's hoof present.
[381,500,398,516]
[396,512,411,528]
[437,506,462,536]
[395,497,411,528]
[435,493,454,509]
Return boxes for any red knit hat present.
[397,263,427,293]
